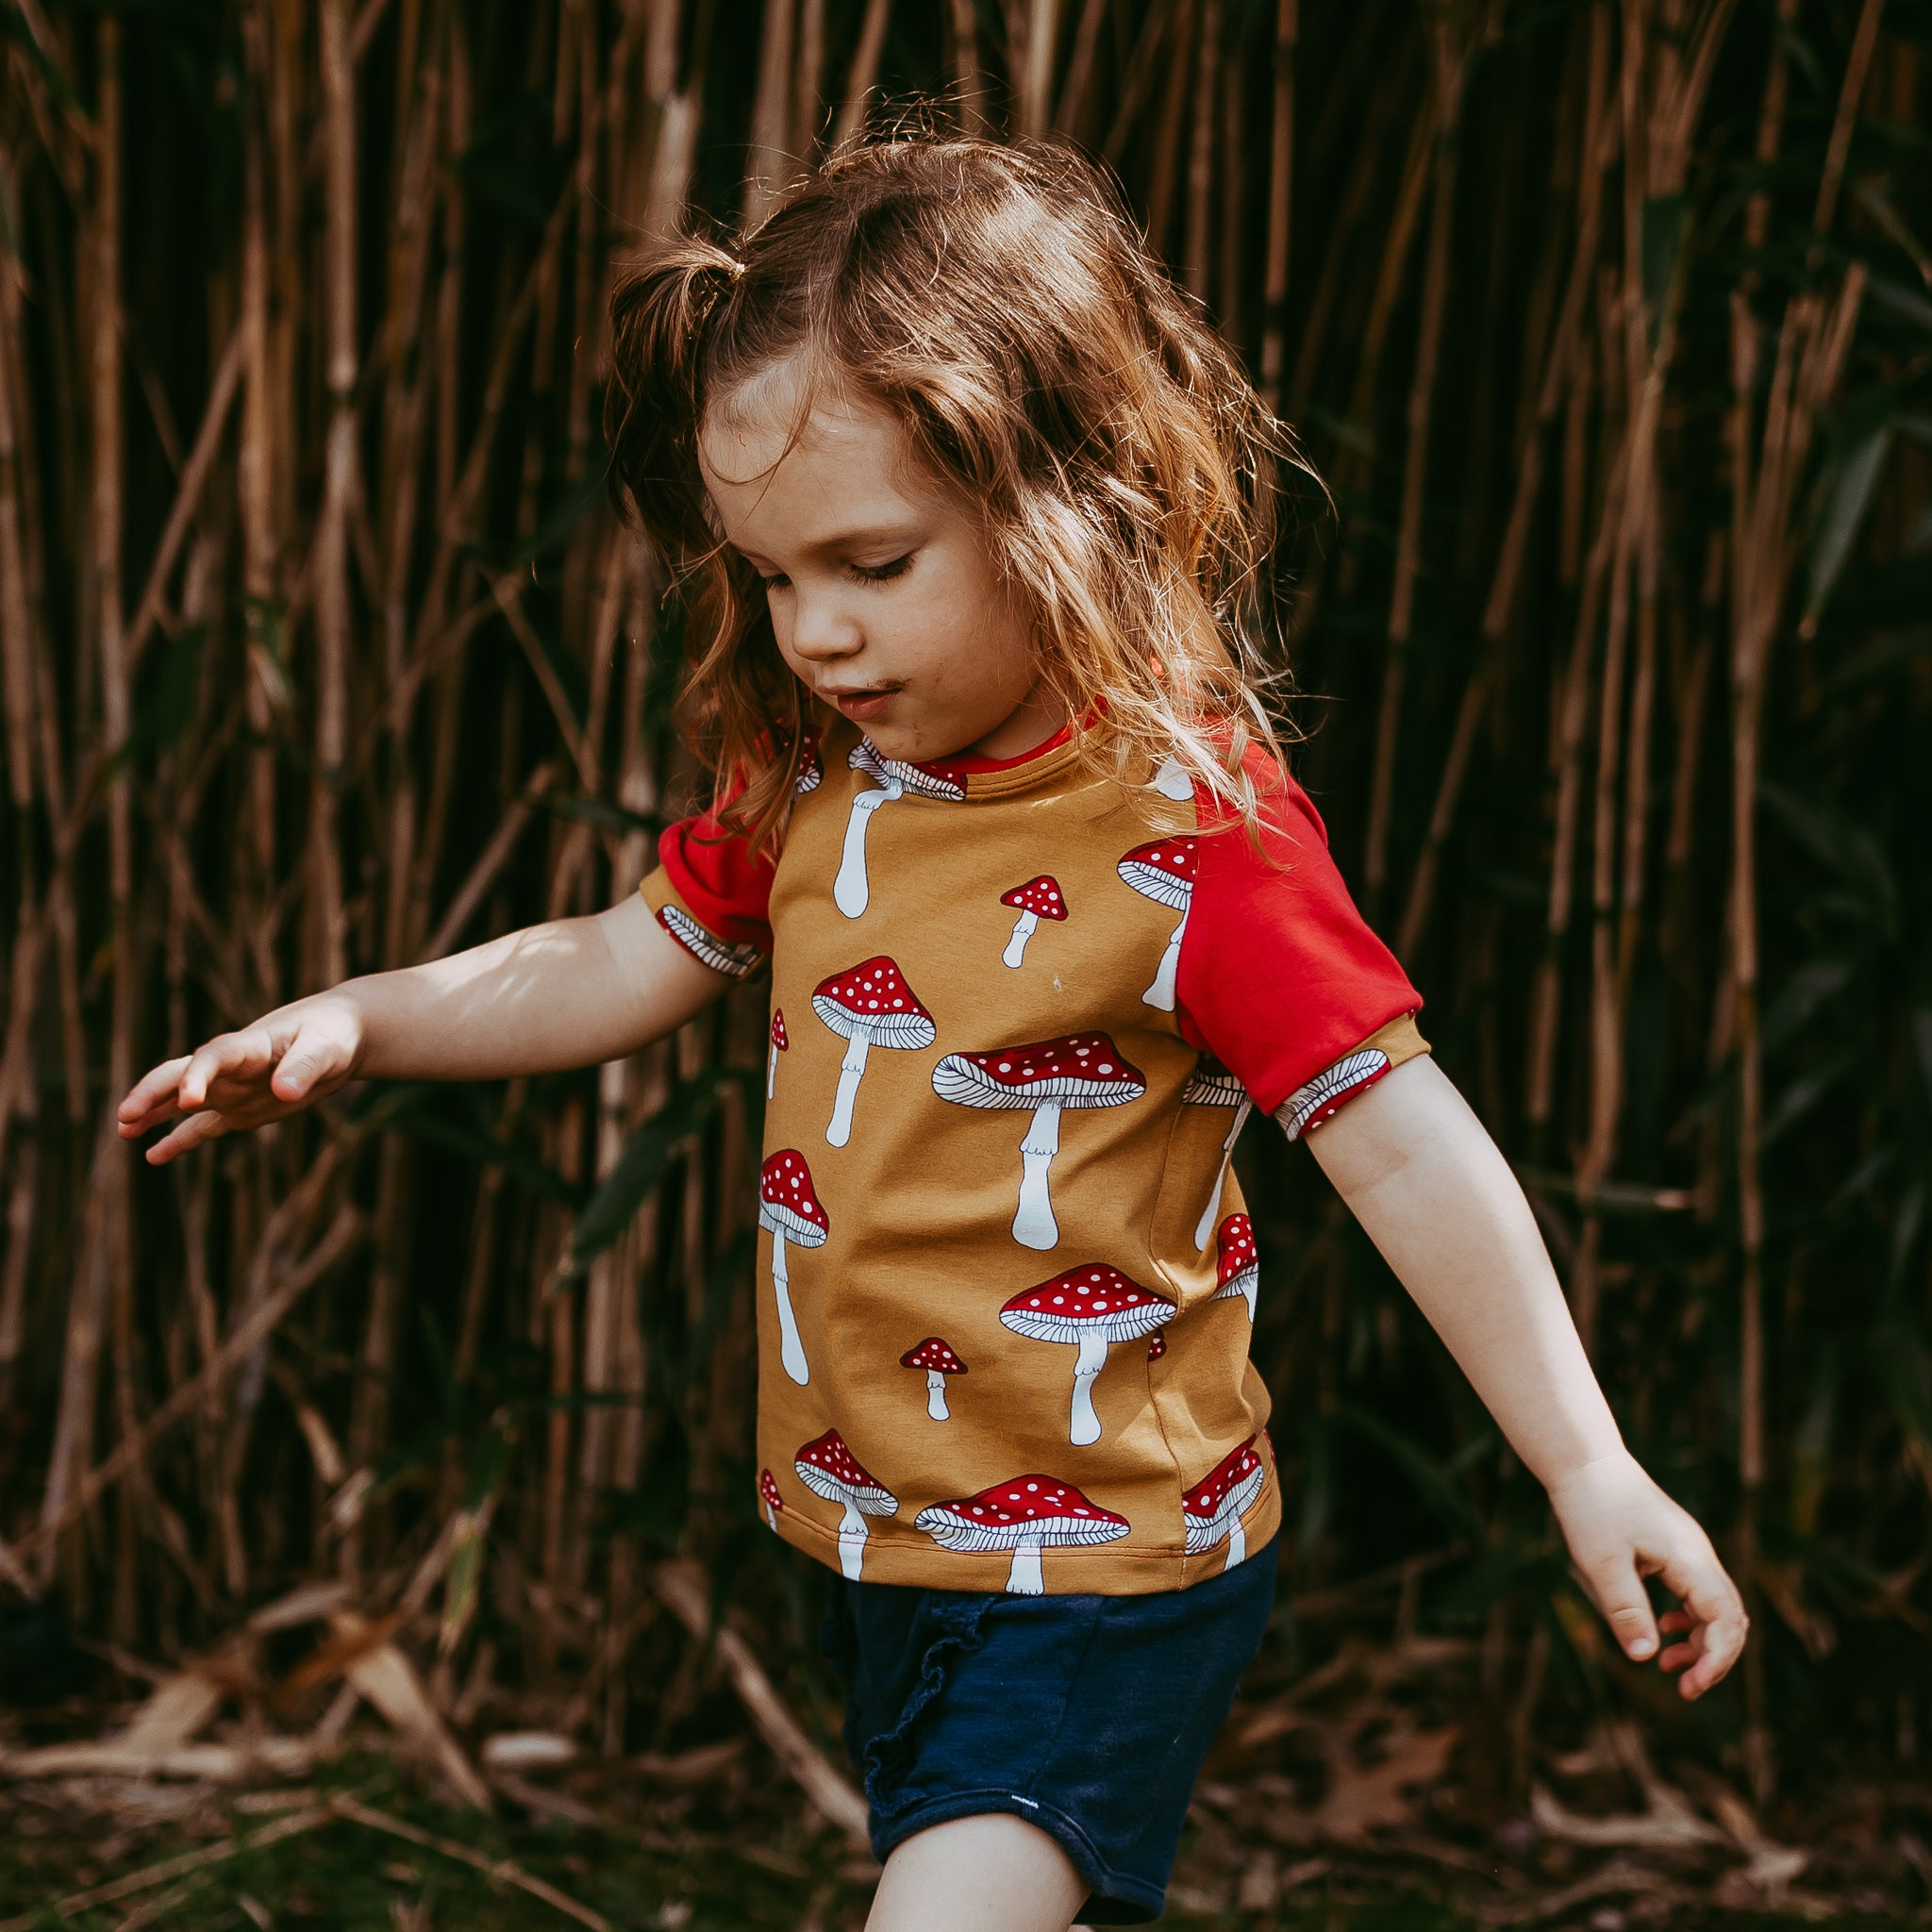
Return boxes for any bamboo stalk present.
[832,0,892,149]
[1257,0,1297,409]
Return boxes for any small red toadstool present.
[998,875,1067,969]
[758,1150,827,1385]
[900,1337,966,1422]
[1116,837,1198,1010]
[812,957,936,1147]
[1182,1437,1267,1569]
[931,1033,1145,1250]
[758,1468,783,1531]
[915,1474,1128,1594]
[768,1008,789,1100]
[1212,1213,1259,1324]
[794,1428,897,1580]
[1000,1265,1174,1445]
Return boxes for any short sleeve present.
[1175,749,1427,1130]
[639,807,775,980]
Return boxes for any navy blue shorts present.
[821,1539,1277,1924]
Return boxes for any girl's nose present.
[786,589,863,662]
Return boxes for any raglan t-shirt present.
[641,715,1425,1595]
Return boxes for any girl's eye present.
[850,555,912,584]
[759,572,791,591]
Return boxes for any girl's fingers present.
[145,1107,235,1165]
[177,1027,278,1109]
[268,1021,353,1103]
[1651,1540,1749,1699]
[1582,1555,1660,1662]
[117,1056,194,1127]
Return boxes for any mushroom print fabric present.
[758,1150,827,1385]
[834,739,966,918]
[794,1429,897,1580]
[1182,1438,1268,1570]
[656,903,763,979]
[637,712,1431,1592]
[1275,1045,1394,1140]
[1183,1057,1252,1249]
[1001,1266,1174,1444]
[931,1033,1146,1250]
[915,1475,1128,1594]
[998,875,1067,968]
[901,1337,965,1421]
[767,1009,788,1100]
[1116,837,1197,1010]
[1212,1214,1259,1323]
[812,957,936,1147]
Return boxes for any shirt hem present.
[766,1486,1283,1595]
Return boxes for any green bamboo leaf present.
[1807,425,1894,625]
[563,1068,760,1281]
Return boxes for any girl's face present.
[698,355,1065,765]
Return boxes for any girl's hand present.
[117,992,366,1164]
[1547,1450,1748,1699]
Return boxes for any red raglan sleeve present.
[1175,749,1428,1138]
[638,802,775,980]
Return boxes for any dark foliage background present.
[1,0,1929,1848]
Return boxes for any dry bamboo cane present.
[833,0,893,149]
[1257,0,1297,410]
[1182,0,1221,302]
[1362,15,1465,913]
[1018,0,1060,138]
[746,0,796,224]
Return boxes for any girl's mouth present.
[830,689,894,722]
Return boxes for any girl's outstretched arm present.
[1307,1055,1748,1698]
[117,895,730,1164]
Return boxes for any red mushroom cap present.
[850,738,968,800]
[793,1428,896,1514]
[1000,1265,1174,1345]
[758,1468,783,1511]
[999,875,1068,921]
[914,1475,1129,1553]
[1117,838,1199,911]
[900,1336,966,1374]
[758,1149,828,1246]
[1182,1438,1267,1525]
[812,957,936,1049]
[1215,1214,1257,1288]
[770,1009,789,1052]
[1183,1057,1245,1107]
[932,1033,1146,1110]
[1147,1331,1168,1361]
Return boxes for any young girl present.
[121,138,1744,1931]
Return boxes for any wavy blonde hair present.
[605,131,1307,847]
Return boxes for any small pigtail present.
[604,239,747,567]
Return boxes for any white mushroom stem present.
[833,780,899,918]
[826,1032,870,1147]
[1069,1326,1110,1446]
[1012,1101,1062,1250]
[1002,909,1038,968]
[770,1231,809,1385]
[835,1498,869,1580]
[925,1370,950,1422]
[766,1041,778,1099]
[1153,753,1193,801]
[765,1501,777,1531]
[1005,1535,1044,1595]
[1193,1099,1253,1250]
[1226,1518,1247,1567]
[1142,904,1190,1010]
